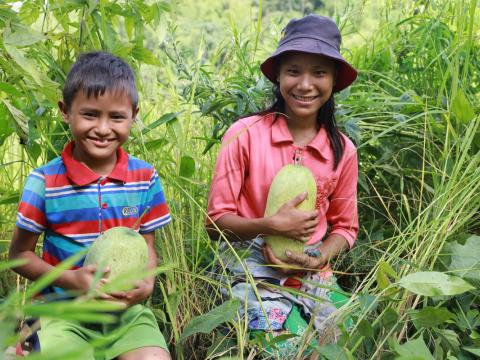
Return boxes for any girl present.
[206,14,358,358]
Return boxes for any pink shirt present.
[207,112,358,248]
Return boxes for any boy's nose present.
[94,119,112,135]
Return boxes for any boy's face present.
[59,90,138,175]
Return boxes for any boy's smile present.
[59,90,138,175]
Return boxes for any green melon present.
[264,164,317,261]
[84,226,148,289]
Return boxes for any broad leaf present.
[180,299,240,341]
[447,235,480,283]
[315,344,351,360]
[398,271,474,296]
[451,90,475,124]
[408,306,454,328]
[393,337,434,360]
[179,155,195,178]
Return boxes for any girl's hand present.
[263,244,305,275]
[108,279,154,307]
[269,193,318,242]
[283,250,326,272]
[263,245,326,274]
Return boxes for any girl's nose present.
[298,74,314,90]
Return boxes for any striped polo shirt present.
[16,141,171,297]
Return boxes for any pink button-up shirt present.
[207,112,358,248]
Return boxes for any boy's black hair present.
[63,51,138,111]
[270,87,344,170]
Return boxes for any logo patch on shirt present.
[122,206,138,216]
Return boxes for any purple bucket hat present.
[260,14,358,92]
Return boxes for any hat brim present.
[260,38,357,92]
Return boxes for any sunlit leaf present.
[398,271,474,296]
[451,90,475,124]
[447,235,480,283]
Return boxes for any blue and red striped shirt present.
[16,141,171,296]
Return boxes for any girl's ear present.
[58,100,69,123]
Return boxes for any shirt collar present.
[61,141,129,186]
[271,114,331,160]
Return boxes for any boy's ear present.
[132,107,139,120]
[58,101,69,123]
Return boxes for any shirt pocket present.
[314,176,337,210]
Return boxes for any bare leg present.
[117,346,171,360]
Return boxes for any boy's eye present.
[82,112,96,118]
[111,114,127,121]
[286,68,299,75]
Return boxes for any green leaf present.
[180,299,241,341]
[141,112,181,135]
[397,271,475,296]
[451,90,475,124]
[408,306,454,328]
[3,44,43,85]
[179,155,195,178]
[3,27,45,47]
[447,235,480,283]
[357,319,374,338]
[393,337,434,360]
[463,347,480,356]
[315,344,351,360]
[0,258,28,272]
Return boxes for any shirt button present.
[102,203,108,209]
[100,178,107,186]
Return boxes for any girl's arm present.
[207,192,318,242]
[9,226,103,292]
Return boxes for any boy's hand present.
[269,193,318,243]
[108,279,154,307]
[65,265,112,296]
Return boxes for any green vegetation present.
[1,0,479,359]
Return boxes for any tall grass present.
[1,0,479,359]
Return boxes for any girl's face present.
[278,52,336,124]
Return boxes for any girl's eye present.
[315,70,326,76]
[287,68,299,75]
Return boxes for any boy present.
[9,51,171,360]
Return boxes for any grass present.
[1,0,479,359]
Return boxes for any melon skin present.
[84,226,148,285]
[264,164,317,261]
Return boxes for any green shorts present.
[38,304,168,360]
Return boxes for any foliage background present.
[0,0,479,359]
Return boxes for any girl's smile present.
[278,52,336,125]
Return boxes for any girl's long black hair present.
[269,85,345,170]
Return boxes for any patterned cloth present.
[16,141,171,297]
[217,237,340,339]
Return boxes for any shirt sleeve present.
[139,169,171,234]
[16,170,47,234]
[206,123,248,223]
[326,147,359,248]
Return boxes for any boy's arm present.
[9,226,99,291]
